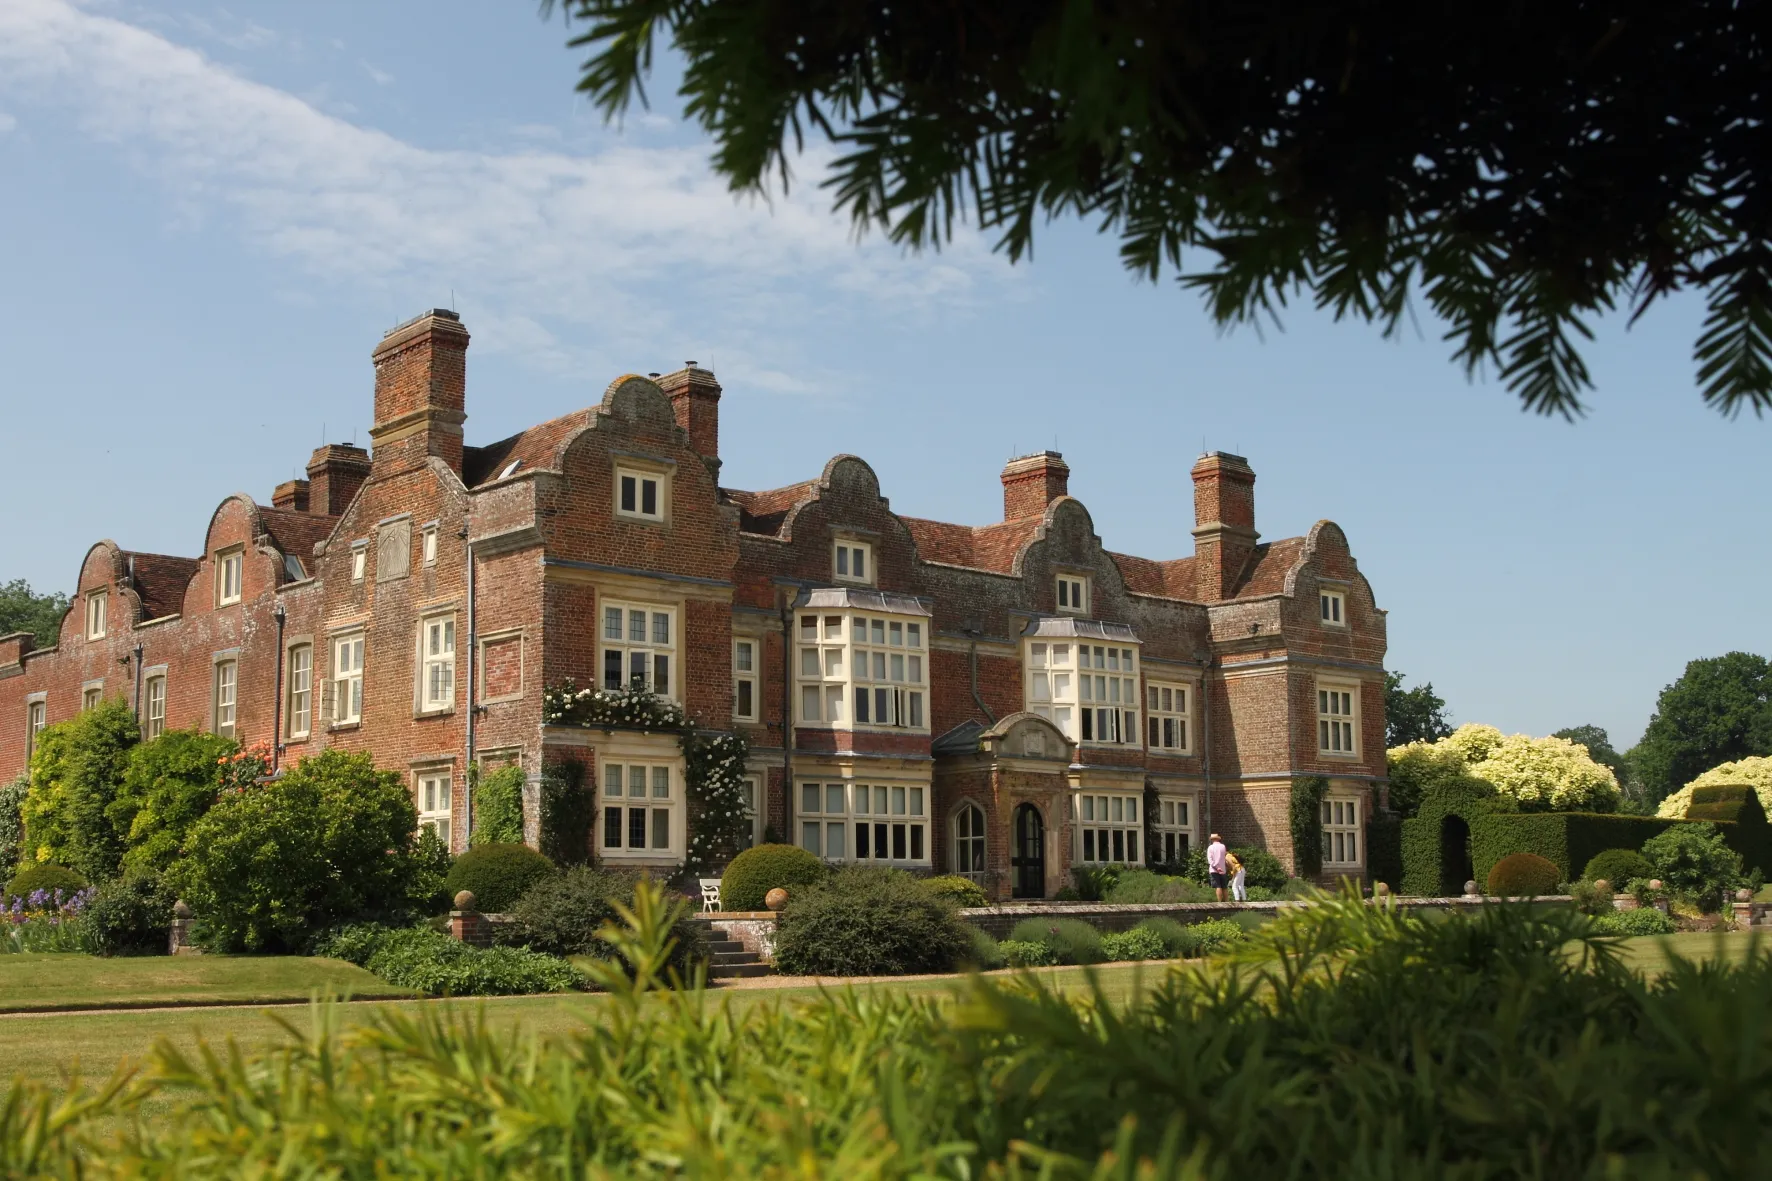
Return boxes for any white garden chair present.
[699,878,722,913]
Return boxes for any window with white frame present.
[217,548,244,606]
[1028,641,1138,744]
[26,700,45,757]
[833,540,872,584]
[83,686,102,712]
[733,639,758,721]
[213,660,237,737]
[798,781,929,864]
[417,772,452,846]
[332,633,364,725]
[600,762,676,854]
[602,602,675,696]
[286,645,311,738]
[350,544,367,582]
[1074,791,1141,865]
[1146,682,1190,752]
[1320,588,1346,627]
[85,591,107,640]
[615,467,666,521]
[796,612,926,729]
[145,676,166,740]
[420,615,455,712]
[739,773,764,849]
[953,803,987,881]
[1318,684,1358,755]
[1152,796,1193,866]
[422,526,438,566]
[1056,574,1089,615]
[1322,797,1361,866]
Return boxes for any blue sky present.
[2,0,1767,750]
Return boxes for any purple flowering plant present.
[3,884,97,953]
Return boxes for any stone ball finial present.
[1648,879,1663,892]
[453,890,478,912]
[1463,880,1480,897]
[764,887,789,912]
[172,898,192,920]
[1593,879,1611,893]
[1374,882,1390,897]
[1737,888,1754,903]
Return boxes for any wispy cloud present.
[0,0,1012,389]
[0,112,16,135]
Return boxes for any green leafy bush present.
[1582,848,1654,886]
[5,861,87,902]
[1009,917,1104,965]
[1068,865,1122,901]
[1642,822,1743,907]
[1568,879,1615,916]
[719,842,827,912]
[19,699,138,880]
[963,926,1004,969]
[1231,846,1288,891]
[772,867,973,976]
[1185,917,1248,956]
[107,730,234,876]
[1103,868,1212,903]
[315,923,581,996]
[21,887,1772,1177]
[170,750,431,952]
[1244,877,1316,902]
[471,764,526,846]
[1099,926,1168,961]
[0,776,26,881]
[84,872,174,955]
[444,843,554,914]
[920,874,988,908]
[1132,917,1196,957]
[498,865,705,975]
[1486,852,1561,896]
[1591,907,1678,936]
[997,939,1058,968]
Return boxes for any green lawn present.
[0,953,414,1013]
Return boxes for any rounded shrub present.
[720,843,827,912]
[1582,848,1654,887]
[5,862,87,902]
[772,866,973,976]
[444,843,555,913]
[1486,852,1561,896]
[921,874,988,908]
[1231,846,1288,891]
[499,866,706,976]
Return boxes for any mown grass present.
[0,953,412,1013]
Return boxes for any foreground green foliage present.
[8,883,1770,1177]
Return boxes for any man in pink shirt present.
[1207,833,1229,902]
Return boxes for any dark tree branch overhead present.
[550,0,1772,417]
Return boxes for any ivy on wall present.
[1290,775,1329,879]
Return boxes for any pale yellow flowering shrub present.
[1441,723,1506,764]
[1468,733,1621,812]
[1656,756,1772,819]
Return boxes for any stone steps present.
[704,935,773,980]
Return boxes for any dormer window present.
[217,548,244,606]
[833,540,872,584]
[1056,574,1089,615]
[85,591,108,640]
[1320,589,1346,627]
[616,466,667,522]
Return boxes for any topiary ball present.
[4,862,88,903]
[1486,852,1561,897]
[443,843,554,913]
[720,843,828,911]
[1581,848,1655,888]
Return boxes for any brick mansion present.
[0,310,1388,898]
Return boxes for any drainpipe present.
[965,628,996,723]
[1197,650,1215,838]
[463,532,477,845]
[780,593,794,840]
[131,643,144,724]
[272,605,286,771]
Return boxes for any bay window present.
[794,590,929,731]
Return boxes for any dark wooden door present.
[1012,804,1046,899]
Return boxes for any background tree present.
[556,0,1772,417]
[1552,724,1649,812]
[1385,671,1452,748]
[0,579,68,648]
[1631,653,1772,807]
[18,700,140,880]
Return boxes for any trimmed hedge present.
[1366,810,1403,891]
[1471,812,1687,885]
[1290,776,1327,878]
[1687,785,1772,875]
[1400,776,1502,895]
[315,923,581,996]
[720,843,827,911]
[444,843,554,913]
[1487,852,1560,896]
[1582,848,1654,886]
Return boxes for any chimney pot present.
[370,309,471,474]
[657,364,722,469]
[272,479,311,513]
[306,443,372,516]
[1191,451,1258,600]
[1000,451,1070,520]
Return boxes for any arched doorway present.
[1012,804,1046,899]
[953,804,987,880]
[1440,814,1474,895]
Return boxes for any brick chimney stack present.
[1192,452,1258,601]
[370,309,470,474]
[271,480,310,512]
[657,364,722,473]
[306,444,372,516]
[1001,451,1070,519]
